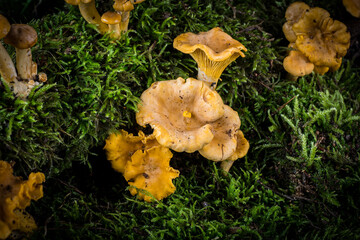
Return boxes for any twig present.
[277,95,296,112]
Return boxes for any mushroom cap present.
[174,27,247,82]
[101,11,122,24]
[173,27,247,62]
[104,130,158,173]
[285,2,310,23]
[292,7,350,70]
[64,0,80,5]
[282,2,310,42]
[136,77,225,153]
[283,50,314,77]
[3,24,38,49]
[0,160,45,239]
[123,146,179,202]
[114,1,134,12]
[0,14,10,39]
[198,105,241,161]
[343,0,360,18]
[227,130,250,161]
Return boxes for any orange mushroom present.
[136,77,225,153]
[282,2,310,42]
[283,47,314,81]
[123,146,179,202]
[0,161,45,239]
[173,27,247,88]
[104,129,158,173]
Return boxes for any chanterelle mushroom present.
[123,146,179,202]
[104,130,159,173]
[136,77,225,153]
[173,27,247,88]
[283,46,314,81]
[282,3,351,77]
[0,160,45,239]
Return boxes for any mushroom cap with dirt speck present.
[227,130,250,161]
[4,24,38,49]
[292,7,350,73]
[136,77,225,153]
[198,105,242,161]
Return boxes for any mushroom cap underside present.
[173,27,247,61]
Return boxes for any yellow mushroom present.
[136,77,225,153]
[123,146,179,202]
[0,160,45,239]
[282,2,310,42]
[173,27,247,88]
[101,11,122,39]
[283,46,314,81]
[104,129,158,173]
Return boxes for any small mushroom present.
[136,77,226,153]
[4,24,38,80]
[0,14,17,87]
[0,160,45,239]
[101,11,122,39]
[173,27,247,88]
[113,0,145,32]
[123,146,179,202]
[343,0,360,18]
[65,0,108,34]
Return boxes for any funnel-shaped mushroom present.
[123,146,179,202]
[173,27,247,88]
[104,130,159,173]
[136,77,226,153]
[0,161,45,239]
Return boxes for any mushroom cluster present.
[65,0,145,40]
[0,15,47,98]
[104,130,179,202]
[0,160,45,239]
[282,2,351,80]
[105,28,249,202]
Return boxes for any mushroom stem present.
[108,24,122,39]
[285,72,298,81]
[197,68,217,89]
[120,11,130,32]
[0,42,17,86]
[79,0,108,34]
[220,160,235,174]
[16,48,33,79]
